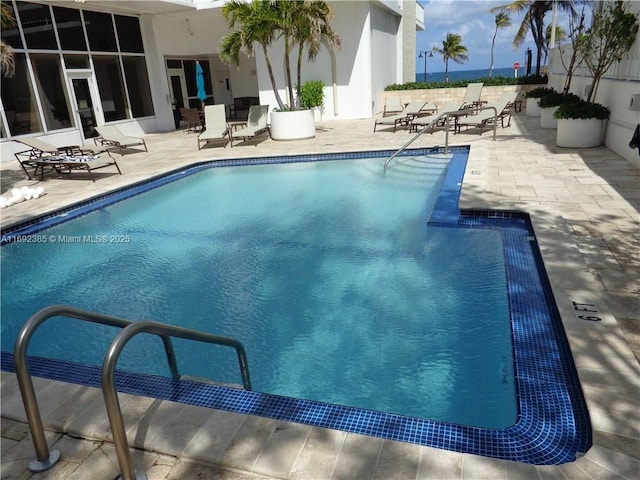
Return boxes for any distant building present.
[0,0,424,161]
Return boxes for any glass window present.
[84,11,117,52]
[1,53,43,135]
[1,2,23,49]
[93,56,127,121]
[166,59,181,69]
[122,56,154,117]
[30,53,73,130]
[53,6,87,51]
[115,15,143,53]
[15,1,57,50]
[63,54,90,69]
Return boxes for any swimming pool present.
[0,147,591,464]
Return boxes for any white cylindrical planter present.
[540,106,559,129]
[525,97,541,117]
[556,118,605,148]
[270,109,316,141]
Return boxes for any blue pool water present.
[0,147,591,464]
[1,152,514,428]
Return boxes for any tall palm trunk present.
[284,37,295,108]
[263,45,285,110]
[490,29,498,77]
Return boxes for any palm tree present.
[543,24,566,66]
[220,0,286,109]
[432,33,468,83]
[291,1,341,108]
[490,12,512,77]
[1,2,16,78]
[490,1,579,76]
[220,1,341,111]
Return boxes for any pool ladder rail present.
[13,305,252,480]
[383,106,498,171]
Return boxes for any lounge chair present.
[197,104,230,150]
[230,105,270,146]
[383,96,403,116]
[461,82,485,110]
[454,91,519,134]
[27,154,122,182]
[95,125,148,154]
[409,101,465,133]
[14,136,118,180]
[373,101,426,132]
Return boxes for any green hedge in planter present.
[299,80,325,109]
[554,100,610,120]
[538,92,581,108]
[524,87,555,99]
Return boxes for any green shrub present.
[384,73,547,91]
[538,92,581,108]
[299,80,325,109]
[524,87,555,99]
[554,99,610,120]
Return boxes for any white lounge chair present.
[197,104,230,149]
[374,101,426,132]
[455,91,519,133]
[383,96,404,116]
[95,125,148,154]
[230,105,270,146]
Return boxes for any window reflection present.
[53,6,87,51]
[122,57,154,117]
[1,53,43,135]
[93,56,127,121]
[31,53,73,130]
[15,1,57,50]
[84,11,117,52]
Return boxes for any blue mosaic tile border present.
[0,147,591,464]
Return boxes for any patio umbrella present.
[195,61,207,106]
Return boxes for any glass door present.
[167,68,188,129]
[67,71,102,141]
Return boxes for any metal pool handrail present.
[13,305,251,480]
[383,106,497,171]
[103,320,251,480]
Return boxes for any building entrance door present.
[67,71,102,142]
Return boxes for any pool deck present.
[1,113,639,479]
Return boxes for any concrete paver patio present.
[1,112,638,479]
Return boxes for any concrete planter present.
[270,109,316,141]
[540,106,559,129]
[556,118,606,148]
[525,97,541,117]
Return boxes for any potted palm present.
[523,87,554,117]
[555,1,638,148]
[219,0,341,141]
[538,92,580,129]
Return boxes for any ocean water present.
[416,67,523,83]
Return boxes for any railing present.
[383,107,497,171]
[13,305,251,480]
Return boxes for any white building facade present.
[547,0,640,167]
[0,0,424,162]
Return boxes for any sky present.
[417,0,560,73]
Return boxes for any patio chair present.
[373,101,426,132]
[383,96,403,116]
[197,104,230,150]
[14,136,117,180]
[230,105,270,146]
[409,101,465,133]
[455,91,519,134]
[27,154,122,182]
[95,125,148,154]
[181,107,204,133]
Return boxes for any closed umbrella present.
[195,61,207,106]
